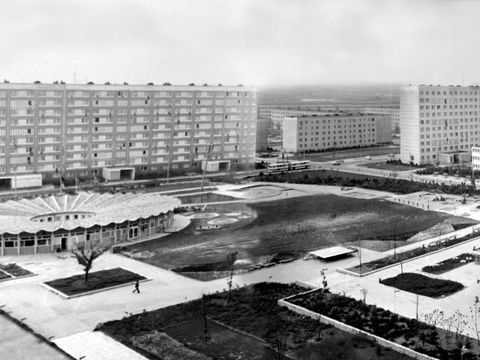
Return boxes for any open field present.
[124,193,457,280]
[98,283,413,360]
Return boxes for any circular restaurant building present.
[0,191,180,256]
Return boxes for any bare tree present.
[451,310,468,339]
[360,288,368,304]
[423,309,444,327]
[470,296,480,344]
[442,314,455,347]
[72,240,109,282]
[225,251,238,304]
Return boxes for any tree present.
[72,240,109,282]
[360,288,368,304]
[225,251,238,304]
[469,297,480,345]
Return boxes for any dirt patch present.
[124,194,457,280]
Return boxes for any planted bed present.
[44,267,146,296]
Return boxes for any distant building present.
[363,105,400,132]
[472,147,480,170]
[256,118,270,152]
[282,113,391,153]
[0,82,257,185]
[400,84,480,165]
[261,106,396,133]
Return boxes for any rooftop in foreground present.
[0,191,180,234]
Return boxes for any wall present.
[400,86,420,164]
[282,117,298,152]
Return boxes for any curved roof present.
[0,191,180,234]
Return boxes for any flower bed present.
[422,253,476,275]
[0,263,33,277]
[0,270,11,280]
[288,289,477,359]
[44,267,146,296]
[382,273,464,298]
[98,283,412,360]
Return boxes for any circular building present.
[0,191,181,256]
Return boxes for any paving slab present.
[0,315,70,360]
[54,331,147,360]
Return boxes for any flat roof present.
[308,246,356,260]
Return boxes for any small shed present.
[305,246,357,261]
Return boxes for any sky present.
[1,0,480,87]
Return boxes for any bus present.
[266,162,289,174]
[265,160,311,174]
[289,160,311,171]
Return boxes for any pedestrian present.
[132,280,140,294]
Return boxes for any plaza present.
[2,182,480,359]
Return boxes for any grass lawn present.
[125,193,455,280]
[361,161,416,172]
[44,267,146,296]
[0,263,32,277]
[381,273,464,298]
[422,253,476,275]
[98,283,412,360]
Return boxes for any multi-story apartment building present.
[255,118,269,152]
[283,113,391,152]
[0,82,257,183]
[260,106,396,133]
[400,84,480,165]
[363,105,400,132]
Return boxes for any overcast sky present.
[1,0,479,87]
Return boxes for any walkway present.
[0,315,70,360]
[54,331,147,360]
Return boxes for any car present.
[364,155,372,160]
[388,153,396,158]
[332,160,341,165]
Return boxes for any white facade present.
[400,85,480,165]
[363,106,400,132]
[282,114,391,153]
[0,82,257,179]
[472,147,480,170]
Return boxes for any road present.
[310,154,476,188]
[291,144,399,162]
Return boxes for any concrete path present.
[54,331,147,360]
[0,315,70,360]
[306,235,480,339]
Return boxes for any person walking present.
[132,280,140,294]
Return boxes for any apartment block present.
[283,113,391,153]
[363,105,400,132]
[400,84,480,165]
[0,83,257,181]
